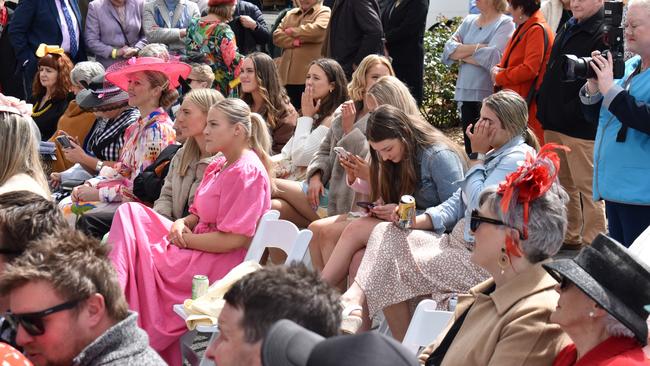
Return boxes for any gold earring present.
[498,247,509,275]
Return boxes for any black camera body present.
[562,0,626,81]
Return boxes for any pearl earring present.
[588,311,595,318]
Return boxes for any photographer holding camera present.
[535,0,607,251]
[580,0,650,247]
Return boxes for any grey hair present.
[70,61,105,88]
[478,183,570,262]
[604,313,636,338]
[628,0,650,14]
[138,43,170,61]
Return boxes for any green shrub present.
[420,17,462,129]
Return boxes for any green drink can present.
[192,275,209,300]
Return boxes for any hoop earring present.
[498,247,509,275]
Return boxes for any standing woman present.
[142,0,200,56]
[273,0,331,108]
[85,0,147,68]
[65,57,185,216]
[240,52,298,154]
[184,0,243,97]
[108,98,272,366]
[381,0,428,105]
[0,95,50,198]
[442,0,514,154]
[492,0,553,144]
[29,44,74,141]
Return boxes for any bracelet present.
[111,49,118,59]
[474,43,480,54]
[95,160,104,172]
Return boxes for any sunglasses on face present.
[559,276,573,290]
[5,299,81,336]
[469,210,526,240]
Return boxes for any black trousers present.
[76,206,117,239]
[460,101,482,155]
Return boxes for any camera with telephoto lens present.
[562,0,625,81]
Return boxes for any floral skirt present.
[356,219,489,317]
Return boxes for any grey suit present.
[142,0,200,54]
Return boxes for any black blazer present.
[381,0,429,103]
[229,0,271,55]
[0,7,24,99]
[536,8,606,140]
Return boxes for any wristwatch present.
[468,152,486,161]
[95,160,104,172]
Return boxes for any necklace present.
[31,99,53,118]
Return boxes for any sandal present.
[340,303,363,334]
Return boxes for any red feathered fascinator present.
[496,143,570,256]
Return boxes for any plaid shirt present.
[84,107,140,162]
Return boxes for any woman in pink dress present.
[107,98,273,365]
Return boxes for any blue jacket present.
[581,56,650,206]
[414,144,466,213]
[9,0,87,67]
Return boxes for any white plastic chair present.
[401,299,454,355]
[178,210,313,366]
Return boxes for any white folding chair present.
[178,210,313,366]
[401,299,454,355]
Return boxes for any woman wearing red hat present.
[184,0,242,96]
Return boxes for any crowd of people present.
[0,0,649,365]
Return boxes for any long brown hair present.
[307,58,348,125]
[32,53,74,100]
[241,52,291,130]
[367,105,468,204]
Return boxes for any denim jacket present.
[425,136,535,242]
[414,144,466,212]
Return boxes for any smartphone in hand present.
[356,201,376,210]
[56,135,73,149]
[334,146,351,160]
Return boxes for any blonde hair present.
[492,0,508,13]
[189,63,216,84]
[482,90,540,151]
[367,76,420,115]
[142,70,179,109]
[211,99,273,179]
[348,55,395,102]
[178,89,225,176]
[0,113,50,194]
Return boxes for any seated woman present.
[419,145,571,366]
[274,58,348,181]
[319,104,467,292]
[29,45,74,141]
[49,61,105,172]
[154,88,224,220]
[60,57,185,223]
[240,52,298,154]
[107,98,273,365]
[544,234,650,366]
[0,95,50,198]
[272,55,395,228]
[338,90,540,339]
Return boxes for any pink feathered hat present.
[105,57,192,91]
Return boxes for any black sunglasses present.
[470,210,525,240]
[5,299,81,336]
[559,276,573,290]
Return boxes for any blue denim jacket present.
[425,136,535,242]
[414,145,466,212]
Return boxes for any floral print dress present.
[184,17,243,97]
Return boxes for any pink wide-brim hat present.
[105,57,192,91]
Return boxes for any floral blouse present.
[183,17,243,97]
[96,108,176,202]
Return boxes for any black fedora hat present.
[543,233,650,345]
[76,75,129,112]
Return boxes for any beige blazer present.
[273,4,331,86]
[432,263,570,366]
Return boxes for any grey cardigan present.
[142,0,200,54]
[153,146,214,220]
[306,112,369,216]
[72,312,166,366]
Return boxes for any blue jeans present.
[605,201,650,247]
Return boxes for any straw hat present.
[105,57,191,91]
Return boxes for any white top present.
[276,116,329,167]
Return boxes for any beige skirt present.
[356,219,489,318]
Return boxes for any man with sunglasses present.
[0,191,69,349]
[0,229,165,366]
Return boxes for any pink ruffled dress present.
[107,150,271,365]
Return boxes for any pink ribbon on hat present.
[0,93,33,118]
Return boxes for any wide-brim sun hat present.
[105,57,191,92]
[76,75,129,112]
[543,233,650,345]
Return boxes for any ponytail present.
[249,112,273,179]
[524,127,541,152]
